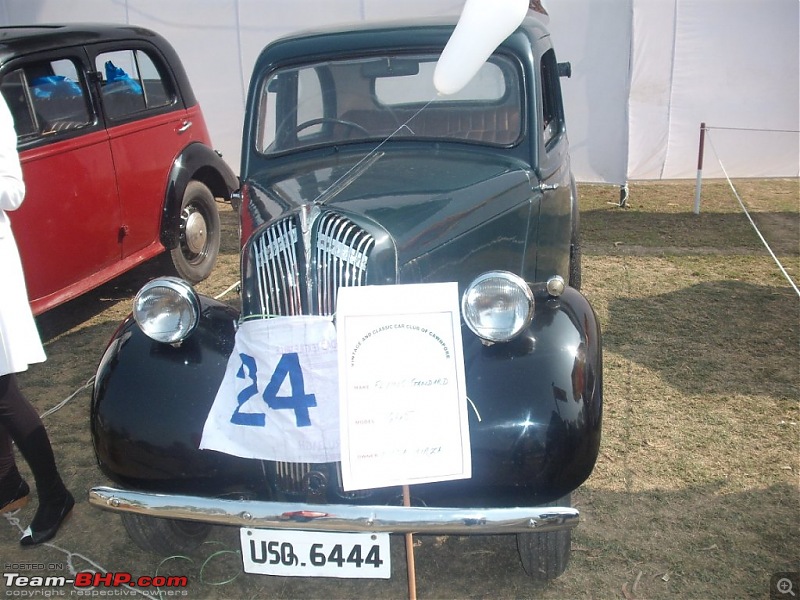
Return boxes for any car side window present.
[257,68,325,151]
[540,48,565,148]
[0,58,92,140]
[95,49,172,120]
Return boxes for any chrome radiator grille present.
[252,217,302,316]
[250,211,374,317]
[272,462,370,500]
[249,210,376,499]
[315,212,374,315]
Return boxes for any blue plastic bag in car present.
[31,75,83,99]
[104,61,143,95]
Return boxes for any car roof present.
[0,23,197,105]
[0,23,171,65]
[253,16,549,73]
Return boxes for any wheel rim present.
[181,206,208,259]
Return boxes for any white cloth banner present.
[199,316,340,463]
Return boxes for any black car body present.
[89,15,602,582]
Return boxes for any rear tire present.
[169,181,220,283]
[121,513,211,555]
[516,494,572,582]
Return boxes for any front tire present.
[516,494,572,582]
[169,181,220,282]
[121,513,211,555]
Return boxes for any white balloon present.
[434,0,530,96]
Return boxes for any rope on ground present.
[40,376,95,419]
[214,280,240,300]
[705,131,800,298]
[2,510,159,599]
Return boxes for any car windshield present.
[256,53,523,155]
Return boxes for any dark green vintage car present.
[89,15,602,583]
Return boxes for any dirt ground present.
[1,179,798,599]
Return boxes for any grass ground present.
[2,178,798,599]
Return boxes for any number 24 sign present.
[232,352,317,428]
[199,316,340,464]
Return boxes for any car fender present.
[91,295,263,493]
[160,142,239,249]
[439,285,602,504]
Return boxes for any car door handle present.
[539,183,559,192]
[177,120,193,133]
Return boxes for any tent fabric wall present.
[627,0,677,179]
[628,0,800,180]
[546,0,632,184]
[0,0,797,183]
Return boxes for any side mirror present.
[558,62,572,78]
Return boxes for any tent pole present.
[694,122,706,214]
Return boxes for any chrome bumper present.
[89,486,579,535]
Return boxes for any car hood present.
[244,147,534,264]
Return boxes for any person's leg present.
[0,373,73,543]
[0,374,31,512]
[0,424,31,513]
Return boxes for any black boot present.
[13,426,73,546]
[0,467,30,513]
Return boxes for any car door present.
[88,42,201,259]
[533,44,573,280]
[0,53,121,314]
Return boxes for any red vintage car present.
[0,24,237,314]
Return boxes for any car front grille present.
[252,217,303,316]
[315,211,374,315]
[250,211,374,317]
[272,461,371,501]
[248,209,375,500]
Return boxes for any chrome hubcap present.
[183,210,207,255]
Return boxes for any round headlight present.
[461,271,534,342]
[133,277,200,344]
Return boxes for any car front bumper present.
[89,486,578,535]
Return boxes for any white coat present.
[0,96,46,376]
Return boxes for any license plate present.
[240,528,391,579]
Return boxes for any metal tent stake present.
[403,485,418,600]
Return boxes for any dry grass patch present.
[2,182,797,600]
[573,179,798,599]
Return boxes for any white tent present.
[1,0,797,183]
[625,0,799,181]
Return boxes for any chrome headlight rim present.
[461,270,535,343]
[133,277,200,344]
